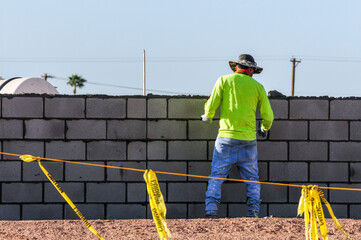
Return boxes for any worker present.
[201,54,274,218]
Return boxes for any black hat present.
[229,54,263,74]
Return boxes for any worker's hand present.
[257,122,267,138]
[200,114,213,123]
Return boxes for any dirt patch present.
[0,217,360,240]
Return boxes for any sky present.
[1,0,361,96]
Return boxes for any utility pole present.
[143,49,146,96]
[41,73,54,81]
[290,58,301,96]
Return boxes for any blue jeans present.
[205,137,261,216]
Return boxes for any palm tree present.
[67,74,87,95]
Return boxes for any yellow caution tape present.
[20,155,106,240]
[144,169,171,240]
[297,185,349,240]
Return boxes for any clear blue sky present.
[1,0,361,96]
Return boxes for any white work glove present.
[200,114,213,123]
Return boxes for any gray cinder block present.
[350,122,361,140]
[221,183,247,202]
[23,161,63,182]
[187,203,227,218]
[269,162,308,181]
[330,142,361,161]
[164,204,187,219]
[168,141,207,160]
[127,183,147,202]
[86,183,125,202]
[66,120,106,139]
[0,119,23,139]
[3,140,44,160]
[65,161,104,181]
[188,120,219,140]
[0,162,21,181]
[45,97,85,118]
[22,204,63,220]
[168,183,207,202]
[25,119,64,139]
[269,121,308,140]
[0,205,20,220]
[168,99,207,119]
[2,97,43,118]
[268,204,299,218]
[127,98,146,118]
[270,99,288,119]
[106,161,146,182]
[87,141,126,160]
[46,141,86,160]
[258,141,287,160]
[310,121,348,140]
[147,120,186,139]
[128,141,146,160]
[261,184,288,203]
[188,162,211,181]
[65,204,105,220]
[350,205,361,219]
[147,161,187,181]
[107,204,146,219]
[2,183,42,202]
[148,98,167,118]
[290,142,328,161]
[310,163,348,182]
[86,98,126,119]
[329,183,361,203]
[331,100,361,120]
[351,163,361,182]
[108,120,146,139]
[147,141,167,160]
[45,182,84,202]
[290,100,328,119]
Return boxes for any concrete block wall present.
[1,95,361,220]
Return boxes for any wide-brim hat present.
[229,54,263,74]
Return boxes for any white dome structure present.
[0,77,59,94]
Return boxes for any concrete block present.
[147,120,186,139]
[269,162,308,182]
[0,162,21,181]
[22,204,63,220]
[86,183,125,202]
[3,140,44,160]
[86,98,126,119]
[128,141,146,160]
[323,204,348,218]
[208,141,215,160]
[350,121,361,140]
[66,120,106,139]
[45,182,84,202]
[127,183,147,202]
[2,183,42,202]
[350,205,361,219]
[258,141,287,160]
[168,183,207,202]
[0,205,20,220]
[188,120,219,139]
[229,204,267,218]
[65,161,104,181]
[188,162,211,182]
[187,203,227,218]
[269,121,308,140]
[270,99,288,119]
[45,97,85,118]
[46,141,85,160]
[290,142,328,161]
[108,120,146,139]
[25,119,64,139]
[331,100,361,119]
[329,183,361,203]
[127,98,146,118]
[148,98,167,118]
[168,141,207,160]
[310,121,348,140]
[290,99,328,119]
[2,97,43,118]
[310,163,348,182]
[268,204,299,218]
[163,204,187,219]
[351,163,361,182]
[65,204,104,220]
[107,161,146,182]
[168,98,206,119]
[107,204,146,219]
[0,120,23,139]
[261,184,287,203]
[147,141,167,160]
[330,142,361,161]
[222,183,247,202]
[147,162,187,181]
[23,161,63,182]
[87,141,126,160]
